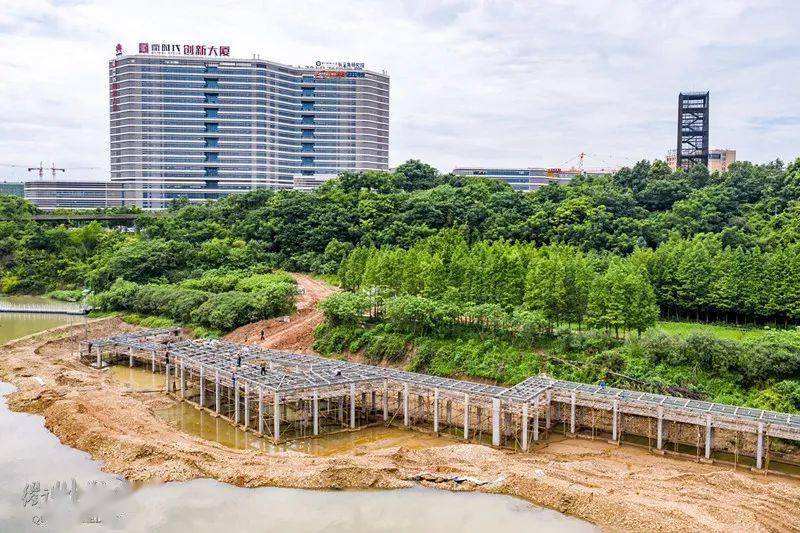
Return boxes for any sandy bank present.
[1,319,799,532]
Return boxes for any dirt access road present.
[224,273,337,352]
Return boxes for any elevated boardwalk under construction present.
[81,329,800,472]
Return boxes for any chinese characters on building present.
[138,42,230,57]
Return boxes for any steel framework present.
[80,329,800,470]
[677,91,710,170]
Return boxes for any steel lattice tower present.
[676,91,709,170]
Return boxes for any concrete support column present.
[463,394,470,439]
[338,396,344,423]
[165,363,171,393]
[371,391,376,414]
[570,392,576,434]
[492,398,501,446]
[522,403,529,451]
[403,384,409,427]
[243,382,249,430]
[273,392,280,444]
[313,390,319,436]
[214,370,220,414]
[258,387,264,434]
[612,400,619,441]
[656,406,664,450]
[180,361,186,400]
[234,382,240,425]
[151,350,155,372]
[128,346,133,367]
[433,388,440,433]
[382,380,388,421]
[199,366,205,407]
[704,415,712,460]
[533,409,539,442]
[545,390,552,429]
[756,422,764,469]
[350,383,356,429]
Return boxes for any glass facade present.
[451,168,574,192]
[109,54,389,208]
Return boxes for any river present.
[0,304,597,532]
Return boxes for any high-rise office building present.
[676,91,710,171]
[109,42,389,208]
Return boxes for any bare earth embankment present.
[224,273,336,352]
[1,285,800,531]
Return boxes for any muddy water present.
[111,365,449,455]
[0,314,598,532]
[0,296,81,344]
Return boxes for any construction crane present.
[26,162,65,180]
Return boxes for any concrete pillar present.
[371,391,376,414]
[258,387,264,434]
[533,409,539,442]
[612,400,618,441]
[128,346,133,367]
[433,388,440,433]
[545,390,552,428]
[199,366,205,408]
[234,382,240,425]
[705,415,712,460]
[350,383,356,429]
[656,406,663,450]
[382,380,388,421]
[403,383,409,427]
[338,396,344,423]
[313,390,319,436]
[95,346,101,368]
[165,363,171,392]
[522,403,529,451]
[757,422,764,469]
[243,382,249,430]
[180,361,186,400]
[151,350,155,372]
[463,394,470,439]
[273,392,280,443]
[214,370,220,414]
[570,392,576,434]
[492,398,501,446]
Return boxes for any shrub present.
[319,292,369,326]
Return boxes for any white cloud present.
[0,0,798,181]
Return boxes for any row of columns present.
[126,354,773,469]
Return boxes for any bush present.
[90,278,139,311]
[319,292,369,326]
[46,289,84,302]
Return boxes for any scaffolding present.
[80,330,800,469]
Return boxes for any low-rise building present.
[24,181,125,210]
[451,167,609,192]
[666,148,736,172]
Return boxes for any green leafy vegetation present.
[4,156,800,410]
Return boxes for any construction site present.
[80,328,800,472]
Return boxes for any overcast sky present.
[1,0,799,181]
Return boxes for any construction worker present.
[260,330,265,341]
[237,354,242,367]
[260,362,267,376]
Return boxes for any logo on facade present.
[136,42,230,57]
[115,43,123,56]
[315,61,364,70]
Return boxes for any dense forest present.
[3,157,800,324]
[3,157,800,410]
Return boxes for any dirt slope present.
[224,273,337,353]
[2,320,800,532]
